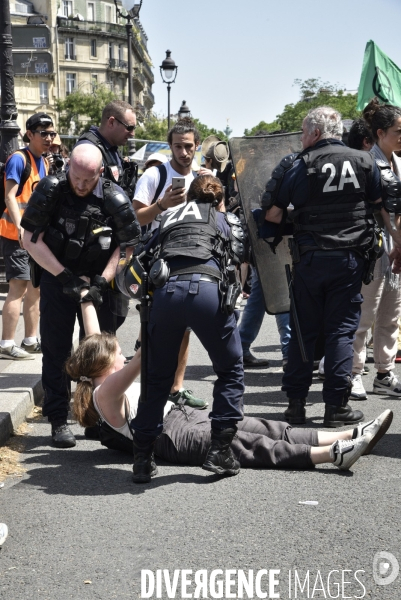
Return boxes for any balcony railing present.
[108,58,128,70]
[143,88,154,105]
[133,67,146,90]
[57,17,127,38]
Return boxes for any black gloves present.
[79,275,108,309]
[56,268,90,301]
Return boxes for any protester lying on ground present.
[64,288,393,475]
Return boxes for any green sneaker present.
[169,389,209,410]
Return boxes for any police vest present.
[159,201,225,264]
[0,149,48,241]
[292,142,376,251]
[78,130,122,185]
[43,178,117,277]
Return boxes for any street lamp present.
[0,0,20,163]
[113,0,143,106]
[160,50,178,131]
[178,100,191,120]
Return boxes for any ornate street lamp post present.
[113,0,143,106]
[0,0,20,163]
[178,100,191,120]
[160,50,178,131]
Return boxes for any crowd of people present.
[0,98,397,485]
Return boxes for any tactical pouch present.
[29,258,43,289]
[43,226,64,258]
[64,238,84,261]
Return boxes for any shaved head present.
[70,144,103,172]
[69,144,104,197]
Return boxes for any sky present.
[139,0,401,137]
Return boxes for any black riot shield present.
[229,133,302,314]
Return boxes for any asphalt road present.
[0,300,400,600]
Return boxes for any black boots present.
[51,422,76,448]
[284,399,306,425]
[324,403,364,428]
[132,438,158,484]
[202,427,240,476]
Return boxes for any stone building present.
[9,0,154,133]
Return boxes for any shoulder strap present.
[79,130,116,167]
[151,163,168,205]
[19,149,32,189]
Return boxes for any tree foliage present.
[56,86,118,134]
[245,78,361,135]
[135,115,228,144]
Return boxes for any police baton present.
[285,264,308,363]
[139,271,150,403]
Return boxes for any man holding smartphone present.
[133,118,212,409]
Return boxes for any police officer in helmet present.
[22,145,141,447]
[129,174,246,483]
[263,106,382,428]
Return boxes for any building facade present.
[9,0,154,134]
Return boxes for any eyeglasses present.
[32,130,58,139]
[113,117,136,132]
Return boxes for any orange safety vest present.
[0,149,49,241]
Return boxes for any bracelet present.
[156,198,165,212]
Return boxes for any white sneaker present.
[0,523,8,545]
[318,356,325,380]
[330,435,371,470]
[0,344,34,360]
[354,409,393,455]
[350,374,367,400]
[373,372,401,396]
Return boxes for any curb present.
[0,357,43,446]
[0,321,80,447]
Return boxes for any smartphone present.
[172,177,186,190]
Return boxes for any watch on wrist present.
[157,198,165,212]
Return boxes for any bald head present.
[71,144,103,171]
[69,144,104,197]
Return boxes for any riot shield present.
[229,133,302,314]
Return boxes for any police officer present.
[22,145,141,447]
[77,100,138,332]
[77,100,137,194]
[129,174,246,483]
[263,106,382,427]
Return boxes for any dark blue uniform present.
[273,139,381,413]
[131,209,244,445]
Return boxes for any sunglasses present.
[32,130,58,139]
[114,116,136,132]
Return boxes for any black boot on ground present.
[323,403,364,428]
[51,422,76,448]
[132,438,158,484]
[202,427,240,476]
[284,398,306,425]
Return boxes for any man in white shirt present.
[133,119,210,409]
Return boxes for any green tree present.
[244,120,281,136]
[135,115,228,145]
[55,86,118,135]
[244,78,361,134]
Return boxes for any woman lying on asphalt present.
[64,285,393,478]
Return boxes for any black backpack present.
[0,148,32,216]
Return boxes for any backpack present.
[0,149,32,216]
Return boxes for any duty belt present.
[299,246,351,257]
[175,273,220,284]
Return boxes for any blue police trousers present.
[131,279,244,444]
[282,251,365,406]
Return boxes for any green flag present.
[357,40,401,110]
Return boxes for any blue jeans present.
[238,269,291,359]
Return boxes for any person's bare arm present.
[133,184,186,226]
[23,230,66,276]
[5,180,24,247]
[100,246,120,282]
[265,205,284,224]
